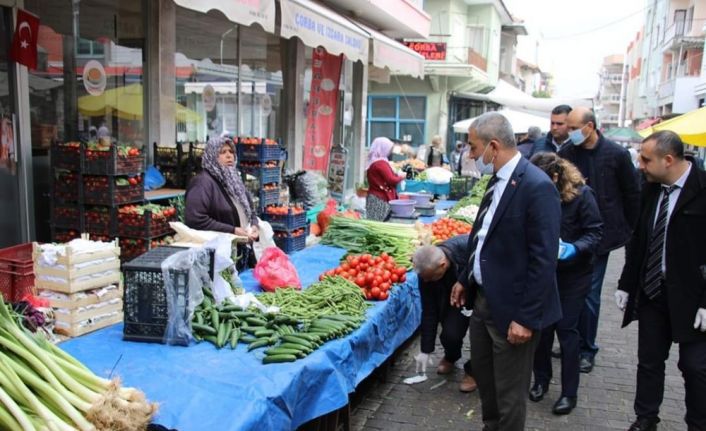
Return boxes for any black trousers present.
[439,307,473,376]
[636,292,706,429]
[470,291,539,431]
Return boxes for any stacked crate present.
[237,137,284,214]
[262,204,309,254]
[153,142,190,188]
[33,240,123,337]
[0,243,35,302]
[50,141,178,262]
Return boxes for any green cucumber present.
[263,354,298,364]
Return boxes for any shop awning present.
[279,0,369,63]
[452,108,550,134]
[356,23,424,79]
[638,107,706,146]
[173,0,276,34]
[635,117,660,131]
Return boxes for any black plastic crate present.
[262,207,307,231]
[156,166,184,189]
[53,171,82,202]
[83,175,144,206]
[449,177,477,200]
[51,142,82,171]
[237,140,284,163]
[189,142,206,170]
[118,208,176,239]
[122,246,215,344]
[273,225,308,254]
[240,166,281,184]
[52,203,83,230]
[83,206,118,236]
[153,143,189,168]
[83,144,145,175]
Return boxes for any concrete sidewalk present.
[351,250,687,430]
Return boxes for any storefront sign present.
[327,146,347,200]
[280,0,368,64]
[82,60,106,96]
[404,42,446,61]
[173,0,275,34]
[303,47,343,173]
[202,85,216,112]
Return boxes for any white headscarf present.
[366,137,394,170]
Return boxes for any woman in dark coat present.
[185,136,259,269]
[528,152,603,415]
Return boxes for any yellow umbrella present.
[79,83,203,124]
[638,106,706,146]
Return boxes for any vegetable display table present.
[144,188,186,201]
[399,180,450,196]
[60,245,422,430]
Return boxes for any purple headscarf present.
[366,137,394,170]
[201,137,257,226]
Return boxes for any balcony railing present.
[468,48,487,72]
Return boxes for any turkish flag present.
[9,9,40,70]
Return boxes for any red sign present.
[10,9,40,70]
[404,42,446,61]
[303,48,343,173]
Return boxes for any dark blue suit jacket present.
[459,156,563,335]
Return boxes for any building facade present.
[596,54,625,130]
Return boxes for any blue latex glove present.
[559,242,577,261]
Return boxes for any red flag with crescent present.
[10,9,40,70]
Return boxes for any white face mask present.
[475,143,494,175]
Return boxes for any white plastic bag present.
[253,219,276,262]
[204,235,240,304]
[425,167,454,184]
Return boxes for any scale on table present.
[415,203,436,217]
[388,212,420,224]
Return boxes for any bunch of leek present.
[0,297,157,431]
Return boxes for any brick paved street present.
[351,249,687,430]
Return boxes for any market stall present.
[59,245,422,430]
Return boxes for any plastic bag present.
[204,235,241,304]
[425,167,454,184]
[145,165,166,191]
[161,247,212,345]
[253,219,276,262]
[253,247,301,292]
[292,171,329,208]
[317,199,338,234]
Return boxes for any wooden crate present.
[39,283,122,309]
[33,238,121,294]
[54,299,123,325]
[54,313,123,337]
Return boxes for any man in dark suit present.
[616,131,706,431]
[450,112,562,431]
[559,107,640,373]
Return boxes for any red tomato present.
[371,287,381,299]
[382,270,392,282]
[372,276,382,287]
[400,274,406,283]
[391,274,399,283]
[380,282,390,292]
[348,269,358,277]
[335,268,343,275]
[380,252,389,260]
[362,254,372,262]
[326,269,336,277]
[355,276,366,287]
[351,257,360,267]
[365,291,373,300]
[365,273,374,283]
[395,267,407,277]
[341,263,350,271]
[379,291,389,300]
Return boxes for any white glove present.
[615,290,629,311]
[414,352,433,375]
[694,308,706,332]
[461,307,473,317]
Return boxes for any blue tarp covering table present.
[60,245,422,431]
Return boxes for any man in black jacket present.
[412,235,477,392]
[616,131,706,431]
[531,104,573,156]
[559,107,641,373]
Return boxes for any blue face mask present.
[569,125,588,146]
[475,143,494,175]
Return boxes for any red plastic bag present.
[253,247,302,292]
[317,199,338,235]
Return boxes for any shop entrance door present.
[0,8,21,248]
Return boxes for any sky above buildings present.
[504,0,644,98]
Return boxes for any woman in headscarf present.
[366,137,405,221]
[185,136,259,269]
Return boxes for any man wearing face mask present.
[558,107,640,374]
[450,112,562,431]
[531,104,573,156]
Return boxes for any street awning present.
[354,22,424,79]
[452,108,549,134]
[173,0,276,34]
[635,117,660,131]
[638,107,706,146]
[279,0,369,63]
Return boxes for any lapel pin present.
[511,179,517,187]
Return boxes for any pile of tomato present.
[429,218,472,242]
[265,204,305,216]
[319,252,407,301]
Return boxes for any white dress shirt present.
[473,152,522,285]
[653,163,691,273]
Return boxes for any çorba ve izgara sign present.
[280,0,368,64]
[403,41,446,61]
